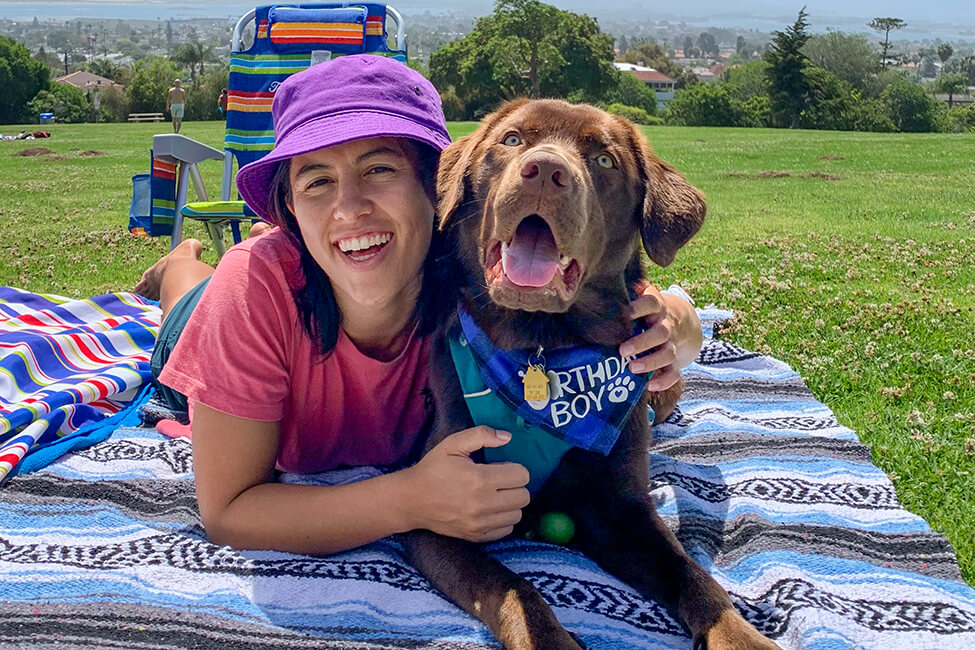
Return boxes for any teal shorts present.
[150,276,210,411]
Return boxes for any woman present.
[140,55,703,556]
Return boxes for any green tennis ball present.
[538,512,575,545]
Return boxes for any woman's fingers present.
[646,364,681,392]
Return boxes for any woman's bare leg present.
[134,239,214,322]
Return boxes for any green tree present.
[29,82,91,123]
[881,77,943,132]
[600,71,658,115]
[184,65,229,120]
[723,59,770,102]
[605,102,659,125]
[696,32,718,58]
[936,43,953,75]
[97,85,131,122]
[934,72,969,109]
[429,0,615,117]
[172,41,216,85]
[33,46,62,72]
[666,83,739,126]
[765,7,811,129]
[126,55,179,113]
[84,58,124,82]
[47,30,83,75]
[868,17,906,70]
[116,38,147,62]
[429,19,510,118]
[0,35,50,124]
[494,0,563,99]
[548,9,617,101]
[802,30,880,91]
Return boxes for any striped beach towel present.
[0,287,160,481]
[2,304,973,648]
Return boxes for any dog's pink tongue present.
[502,216,559,288]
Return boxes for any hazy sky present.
[7,0,975,34]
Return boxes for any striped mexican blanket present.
[0,287,160,481]
[1,306,974,648]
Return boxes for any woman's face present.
[287,137,435,312]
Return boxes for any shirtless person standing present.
[166,79,187,133]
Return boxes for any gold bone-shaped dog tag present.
[523,365,550,403]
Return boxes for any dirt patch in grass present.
[44,155,67,161]
[804,172,841,181]
[731,170,841,181]
[819,155,845,161]
[13,148,55,157]
[79,150,105,157]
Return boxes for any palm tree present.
[935,72,968,109]
[171,41,216,84]
[937,43,953,76]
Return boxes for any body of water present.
[0,1,449,22]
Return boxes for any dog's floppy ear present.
[437,98,530,230]
[620,118,706,267]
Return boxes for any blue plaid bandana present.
[456,303,650,455]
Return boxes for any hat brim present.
[236,110,452,225]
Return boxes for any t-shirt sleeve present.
[661,284,694,305]
[157,246,295,421]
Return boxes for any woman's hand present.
[620,281,703,392]
[402,426,530,543]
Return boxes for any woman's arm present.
[192,403,530,555]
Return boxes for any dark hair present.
[266,140,446,357]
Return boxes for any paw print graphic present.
[607,375,636,404]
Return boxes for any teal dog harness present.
[447,305,652,496]
[448,334,573,496]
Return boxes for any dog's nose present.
[521,152,570,189]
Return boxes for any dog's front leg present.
[406,329,581,649]
[404,531,581,649]
[577,491,777,649]
[568,416,778,649]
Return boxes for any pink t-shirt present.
[158,230,432,473]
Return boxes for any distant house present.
[691,66,717,83]
[56,70,124,93]
[55,71,124,111]
[613,62,676,110]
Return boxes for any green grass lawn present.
[2,120,974,583]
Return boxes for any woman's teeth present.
[337,233,392,252]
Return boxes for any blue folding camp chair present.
[157,3,408,256]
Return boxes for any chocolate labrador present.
[404,99,777,650]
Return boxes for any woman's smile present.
[334,231,395,266]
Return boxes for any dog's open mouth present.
[484,215,582,297]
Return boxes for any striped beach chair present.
[127,155,177,239]
[175,2,407,255]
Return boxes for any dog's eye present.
[596,153,616,169]
[502,133,522,147]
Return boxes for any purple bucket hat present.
[236,54,451,224]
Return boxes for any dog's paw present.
[607,375,637,404]
[696,609,780,650]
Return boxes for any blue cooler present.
[39,112,54,125]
